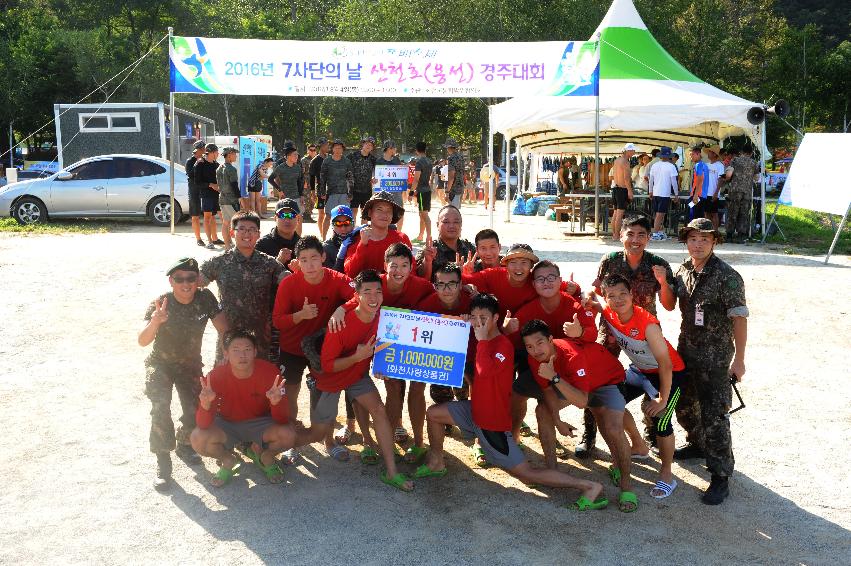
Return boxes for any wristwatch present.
[549,374,561,385]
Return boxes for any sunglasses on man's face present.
[172,274,198,284]
[333,219,353,227]
[277,211,298,220]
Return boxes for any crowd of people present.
[140,136,749,513]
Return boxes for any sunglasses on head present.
[277,210,297,219]
[172,274,198,284]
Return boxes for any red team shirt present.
[472,334,515,431]
[317,308,380,392]
[343,230,413,277]
[196,359,289,427]
[511,291,597,348]
[527,339,625,392]
[601,305,685,373]
[273,268,355,355]
[342,273,435,312]
[417,292,477,365]
[462,267,582,316]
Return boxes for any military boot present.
[153,452,173,492]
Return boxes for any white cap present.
[622,143,638,152]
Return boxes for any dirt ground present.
[0,201,848,565]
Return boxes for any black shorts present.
[612,187,629,210]
[188,185,201,217]
[201,195,220,214]
[316,197,326,210]
[247,184,262,193]
[652,196,671,214]
[350,192,371,209]
[279,350,309,384]
[622,368,686,437]
[700,197,719,213]
[417,191,432,212]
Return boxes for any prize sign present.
[373,307,470,388]
[372,165,409,192]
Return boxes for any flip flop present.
[381,471,414,492]
[326,444,350,462]
[404,445,428,464]
[413,464,448,479]
[571,495,609,511]
[650,479,678,499]
[210,461,241,487]
[618,490,639,513]
[334,425,353,445]
[471,446,489,468]
[360,446,379,465]
[631,451,652,460]
[394,427,410,444]
[608,465,622,487]
[280,448,300,466]
[519,421,533,437]
[258,461,285,484]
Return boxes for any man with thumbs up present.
[139,257,229,492]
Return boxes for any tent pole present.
[594,77,600,237]
[488,106,495,229]
[760,200,786,244]
[505,136,511,223]
[825,202,851,264]
[168,26,176,236]
[760,124,767,237]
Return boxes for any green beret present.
[166,257,199,276]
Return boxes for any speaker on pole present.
[767,99,791,118]
[747,107,766,125]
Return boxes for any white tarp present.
[169,36,599,98]
[780,133,851,216]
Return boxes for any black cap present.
[383,139,396,151]
[283,146,298,156]
[204,143,219,153]
[332,139,345,149]
[192,140,206,150]
[167,257,199,276]
[317,137,329,146]
[276,198,301,214]
[222,147,237,156]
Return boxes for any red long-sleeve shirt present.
[196,359,289,427]
[344,229,412,277]
[471,334,515,431]
[272,268,355,355]
[317,308,380,392]
[510,292,597,348]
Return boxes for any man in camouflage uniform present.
[415,205,476,281]
[576,216,676,458]
[216,147,240,251]
[200,211,289,364]
[673,218,749,505]
[139,257,228,491]
[301,143,317,223]
[444,138,466,208]
[722,147,757,243]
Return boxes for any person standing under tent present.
[722,147,757,243]
[611,143,636,239]
[648,147,680,241]
[703,146,725,229]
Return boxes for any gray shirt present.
[270,162,303,199]
[319,156,353,196]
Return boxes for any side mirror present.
[56,171,73,181]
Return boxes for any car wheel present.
[496,186,506,200]
[12,197,47,225]
[149,196,182,227]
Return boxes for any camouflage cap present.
[221,147,238,156]
[443,138,459,148]
[192,140,206,150]
[167,257,199,276]
[678,218,723,243]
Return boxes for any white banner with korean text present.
[170,36,599,98]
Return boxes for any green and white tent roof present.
[491,0,761,154]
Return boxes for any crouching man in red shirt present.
[415,294,606,510]
[295,270,414,492]
[190,329,294,487]
[521,320,638,513]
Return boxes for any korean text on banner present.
[170,37,599,98]
[372,165,409,192]
[372,307,470,388]
[238,137,256,197]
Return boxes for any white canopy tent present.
[489,0,768,233]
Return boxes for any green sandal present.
[608,465,622,487]
[210,461,240,487]
[519,421,533,437]
[244,446,284,484]
[472,446,489,468]
[618,490,639,513]
[381,471,414,492]
[360,446,380,465]
[571,496,609,511]
[413,464,448,478]
[404,445,428,464]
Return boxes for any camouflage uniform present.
[200,249,286,362]
[216,162,240,208]
[725,156,756,241]
[348,150,377,197]
[415,237,476,278]
[300,155,315,219]
[674,253,748,477]
[143,289,220,454]
[446,152,466,200]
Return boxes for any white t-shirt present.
[440,165,448,180]
[706,161,726,197]
[648,161,679,198]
